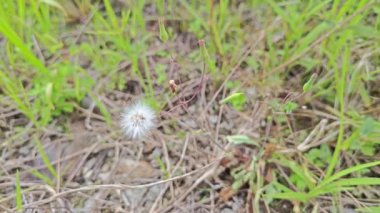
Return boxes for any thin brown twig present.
[149,134,190,213]
[160,143,230,213]
[65,141,100,184]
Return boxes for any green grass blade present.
[331,177,380,187]
[29,169,53,186]
[0,71,36,124]
[294,22,330,55]
[357,206,380,213]
[103,0,119,29]
[326,161,380,184]
[267,191,310,202]
[324,40,351,178]
[15,170,23,211]
[0,13,49,74]
[89,93,112,127]
[34,137,57,180]
[267,0,299,35]
[179,0,208,29]
[312,177,380,197]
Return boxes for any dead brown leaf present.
[113,159,160,183]
[219,186,237,202]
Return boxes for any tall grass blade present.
[321,161,380,187]
[34,136,57,180]
[15,170,23,211]
[0,13,49,74]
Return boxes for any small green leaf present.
[343,130,360,150]
[360,117,375,136]
[232,179,244,190]
[226,135,258,146]
[45,82,54,110]
[159,19,169,42]
[360,144,375,156]
[220,92,246,110]
[290,173,308,191]
[303,73,317,93]
[319,144,332,161]
[219,92,245,104]
[283,101,298,113]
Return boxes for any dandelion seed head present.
[120,102,156,140]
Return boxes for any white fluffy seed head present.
[120,102,156,140]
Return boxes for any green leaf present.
[290,173,308,191]
[283,101,298,113]
[220,92,245,104]
[29,169,53,185]
[89,93,112,127]
[266,191,310,203]
[232,178,244,190]
[350,24,380,39]
[226,135,259,146]
[343,130,360,150]
[159,19,169,42]
[320,161,380,187]
[303,73,317,92]
[357,206,380,213]
[332,177,380,187]
[220,92,246,110]
[360,117,376,136]
[305,144,332,168]
[103,0,119,29]
[294,22,330,54]
[276,158,316,190]
[319,144,332,161]
[360,143,375,156]
[0,13,49,74]
[314,177,380,196]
